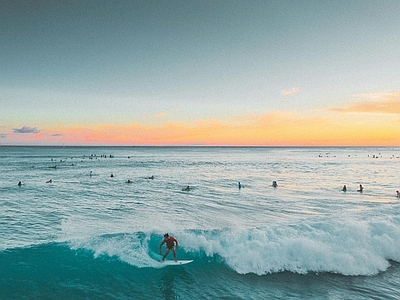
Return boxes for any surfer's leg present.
[172,248,177,262]
[162,248,170,261]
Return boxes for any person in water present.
[342,185,347,192]
[272,181,278,187]
[396,190,400,198]
[18,181,22,186]
[238,182,242,189]
[159,233,178,262]
[357,184,364,192]
[182,185,190,191]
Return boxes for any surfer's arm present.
[159,241,165,254]
[174,238,178,249]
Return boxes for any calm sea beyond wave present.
[1,146,400,299]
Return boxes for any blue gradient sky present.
[1,1,400,145]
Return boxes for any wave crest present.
[59,215,400,276]
[180,217,400,276]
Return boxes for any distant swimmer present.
[238,182,242,189]
[127,179,132,183]
[18,181,22,186]
[397,190,400,198]
[90,171,92,176]
[357,184,364,192]
[110,173,114,178]
[49,165,56,169]
[272,181,278,188]
[159,233,178,262]
[342,185,347,192]
[46,179,52,183]
[182,186,190,191]
[147,175,154,180]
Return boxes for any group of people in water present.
[342,185,399,197]
[16,151,400,199]
[17,176,399,198]
[342,184,364,193]
[239,181,399,198]
[18,176,400,198]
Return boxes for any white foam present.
[180,216,400,276]
[59,216,176,268]
[58,213,400,275]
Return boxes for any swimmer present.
[182,186,190,191]
[396,190,400,198]
[357,184,364,192]
[110,173,114,178]
[238,182,242,189]
[272,181,278,188]
[127,179,132,183]
[342,185,347,192]
[147,175,154,180]
[46,179,52,183]
[18,181,22,186]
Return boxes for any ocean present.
[1,146,400,299]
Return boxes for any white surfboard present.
[160,260,193,266]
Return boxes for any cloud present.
[43,107,397,146]
[13,126,40,134]
[328,91,400,114]
[4,91,400,146]
[153,112,168,118]
[281,87,300,97]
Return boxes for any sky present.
[1,0,400,146]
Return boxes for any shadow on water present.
[158,267,195,300]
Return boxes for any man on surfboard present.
[159,233,178,262]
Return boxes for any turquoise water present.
[1,146,400,299]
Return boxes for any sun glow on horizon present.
[2,91,400,147]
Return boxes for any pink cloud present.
[281,87,300,97]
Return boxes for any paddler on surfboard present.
[159,233,178,262]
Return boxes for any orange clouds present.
[3,91,400,146]
[328,91,400,115]
[41,107,400,146]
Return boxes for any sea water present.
[1,146,400,299]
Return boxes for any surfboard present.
[160,260,193,266]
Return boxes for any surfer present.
[159,233,178,262]
[342,185,347,192]
[357,184,364,192]
[272,181,278,187]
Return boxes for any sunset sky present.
[1,1,400,146]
